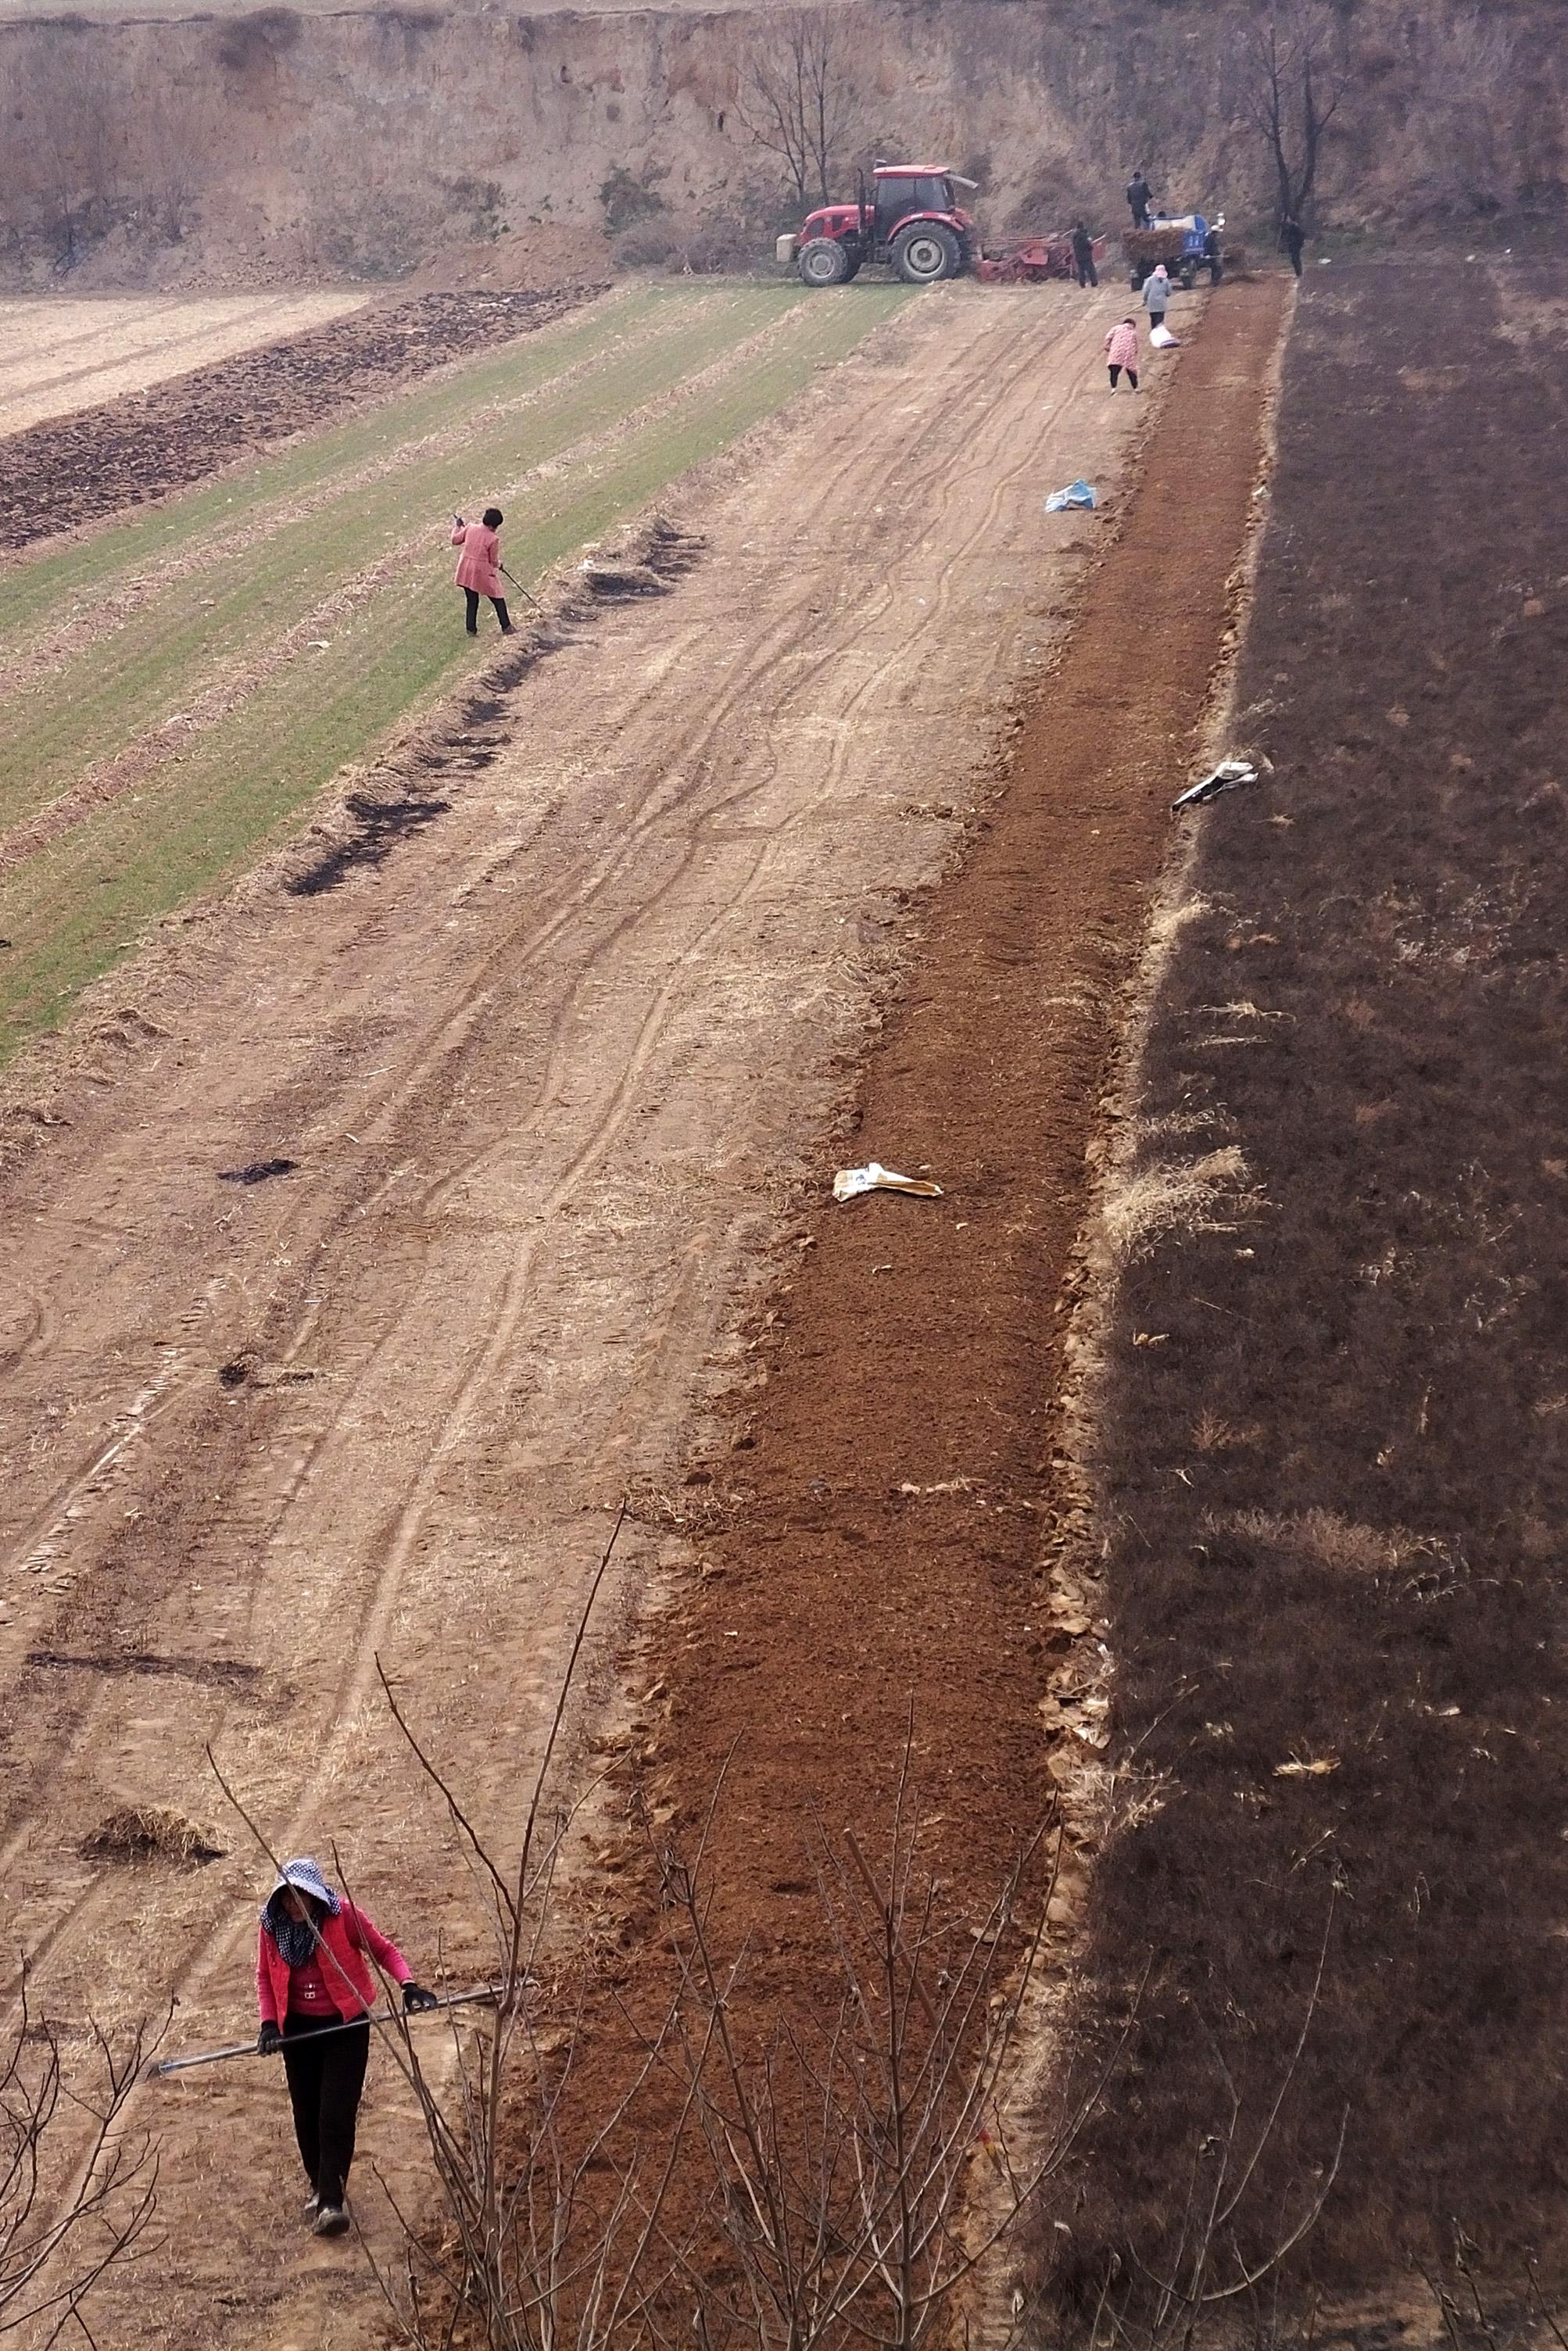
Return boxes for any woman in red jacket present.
[256,1857,438,2236]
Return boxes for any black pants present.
[1076,257,1098,288]
[1108,365,1139,391]
[282,2012,371,2206]
[464,589,512,635]
[1287,247,1303,277]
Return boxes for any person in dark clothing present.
[256,1858,439,2237]
[1071,221,1098,288]
[1126,170,1152,229]
[1280,216,1306,277]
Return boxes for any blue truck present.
[1125,212,1225,291]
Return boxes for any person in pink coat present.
[255,1856,439,2236]
[1105,317,1140,392]
[451,506,514,636]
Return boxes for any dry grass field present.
[1046,259,1568,2322]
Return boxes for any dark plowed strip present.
[590,282,1286,2017]
[1056,261,1568,2304]
[0,286,604,556]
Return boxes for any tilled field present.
[0,285,602,551]
[0,289,368,435]
[0,277,1193,2350]
[1049,262,1568,2312]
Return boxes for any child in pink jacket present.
[451,506,514,636]
[1105,318,1140,392]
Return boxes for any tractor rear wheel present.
[798,238,852,288]
[892,223,961,284]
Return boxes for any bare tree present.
[739,9,861,209]
[13,38,124,267]
[1237,1,1351,227]
[653,1783,1129,2351]
[361,1616,1127,2351]
[0,1973,159,2342]
[137,94,215,246]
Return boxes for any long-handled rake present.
[146,1984,501,2079]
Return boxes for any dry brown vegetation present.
[1040,260,1568,2321]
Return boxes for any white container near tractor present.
[775,233,800,267]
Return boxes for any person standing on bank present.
[451,507,514,637]
[1126,168,1152,229]
[1280,215,1306,277]
[256,1858,439,2237]
[1143,263,1171,330]
[1071,220,1098,289]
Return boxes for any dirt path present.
[0,292,369,435]
[0,278,1153,2349]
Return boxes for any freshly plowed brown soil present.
[607,277,1287,2021]
[0,285,600,550]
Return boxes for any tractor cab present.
[871,166,974,249]
[784,165,979,288]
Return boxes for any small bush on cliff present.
[600,166,666,234]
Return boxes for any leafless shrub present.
[1064,1905,1347,2349]
[134,93,217,245]
[320,1512,1118,2351]
[10,34,126,266]
[0,1975,159,2339]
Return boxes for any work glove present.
[256,2020,283,2057]
[403,1982,439,2016]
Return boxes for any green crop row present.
[0,282,907,1056]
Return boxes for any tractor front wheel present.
[797,238,853,288]
[893,223,961,285]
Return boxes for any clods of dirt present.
[287,789,453,897]
[217,1157,298,1184]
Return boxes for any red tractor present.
[777,166,979,288]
